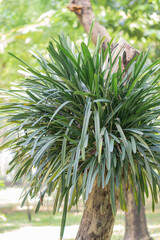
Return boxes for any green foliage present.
[0,0,81,88]
[94,0,160,59]
[0,34,160,239]
[0,0,159,89]
[0,180,4,189]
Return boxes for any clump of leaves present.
[0,33,160,239]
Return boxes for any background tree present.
[124,187,152,240]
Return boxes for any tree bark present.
[76,180,119,240]
[124,188,152,240]
[67,1,152,240]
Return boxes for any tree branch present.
[67,0,139,70]
[67,0,111,50]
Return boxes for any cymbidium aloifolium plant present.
[0,33,160,238]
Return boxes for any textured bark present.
[75,180,119,240]
[124,188,152,240]
[111,37,139,71]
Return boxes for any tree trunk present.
[124,188,152,240]
[76,180,119,240]
[26,199,32,222]
[67,1,152,240]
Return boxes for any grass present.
[0,197,160,240]
[0,207,81,233]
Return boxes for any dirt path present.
[0,224,160,240]
[0,225,79,240]
[0,225,124,240]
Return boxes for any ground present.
[0,187,160,240]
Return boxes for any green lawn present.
[0,207,81,232]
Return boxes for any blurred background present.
[0,0,160,239]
